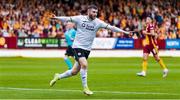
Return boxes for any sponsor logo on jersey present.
[81,23,95,31]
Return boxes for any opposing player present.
[63,22,76,69]
[136,17,168,77]
[49,5,130,95]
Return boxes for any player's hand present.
[50,14,56,18]
[125,31,135,34]
[49,13,56,20]
[124,31,130,34]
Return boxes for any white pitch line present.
[0,87,179,96]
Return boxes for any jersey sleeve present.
[53,16,70,22]
[70,16,81,24]
[98,20,129,34]
[53,15,81,24]
[99,20,110,29]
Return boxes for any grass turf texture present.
[0,57,180,99]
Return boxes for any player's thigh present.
[149,45,160,61]
[143,46,150,60]
[143,46,150,54]
[78,57,88,69]
[71,61,81,75]
[78,50,90,68]
[73,48,89,68]
[151,46,158,56]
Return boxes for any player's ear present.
[87,9,91,14]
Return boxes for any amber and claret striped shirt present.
[143,23,158,46]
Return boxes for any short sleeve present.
[99,20,109,29]
[70,15,81,24]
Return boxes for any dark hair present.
[88,4,98,10]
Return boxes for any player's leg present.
[153,53,168,78]
[50,61,80,87]
[137,53,149,76]
[59,61,81,78]
[137,46,149,77]
[78,57,93,95]
[74,48,93,95]
[64,46,73,69]
[64,55,73,69]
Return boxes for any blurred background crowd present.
[0,0,179,39]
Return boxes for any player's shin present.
[80,68,88,88]
[80,68,93,95]
[158,59,167,70]
[64,56,73,69]
[158,58,169,77]
[137,60,147,76]
[59,70,72,79]
[142,60,147,73]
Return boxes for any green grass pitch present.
[0,57,180,99]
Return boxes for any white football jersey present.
[70,15,109,51]
[54,15,129,50]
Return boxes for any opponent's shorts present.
[73,48,90,61]
[143,45,158,55]
[65,46,74,57]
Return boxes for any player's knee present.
[143,57,148,61]
[80,62,88,69]
[71,70,78,75]
[143,54,148,61]
[79,60,88,69]
[155,56,160,62]
[71,72,78,76]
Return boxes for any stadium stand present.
[0,0,179,39]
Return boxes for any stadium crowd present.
[0,0,179,39]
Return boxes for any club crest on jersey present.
[82,23,95,31]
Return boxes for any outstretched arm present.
[106,25,130,34]
[99,20,130,34]
[50,14,72,22]
[50,14,79,23]
[51,16,72,22]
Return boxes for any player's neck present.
[87,16,94,21]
